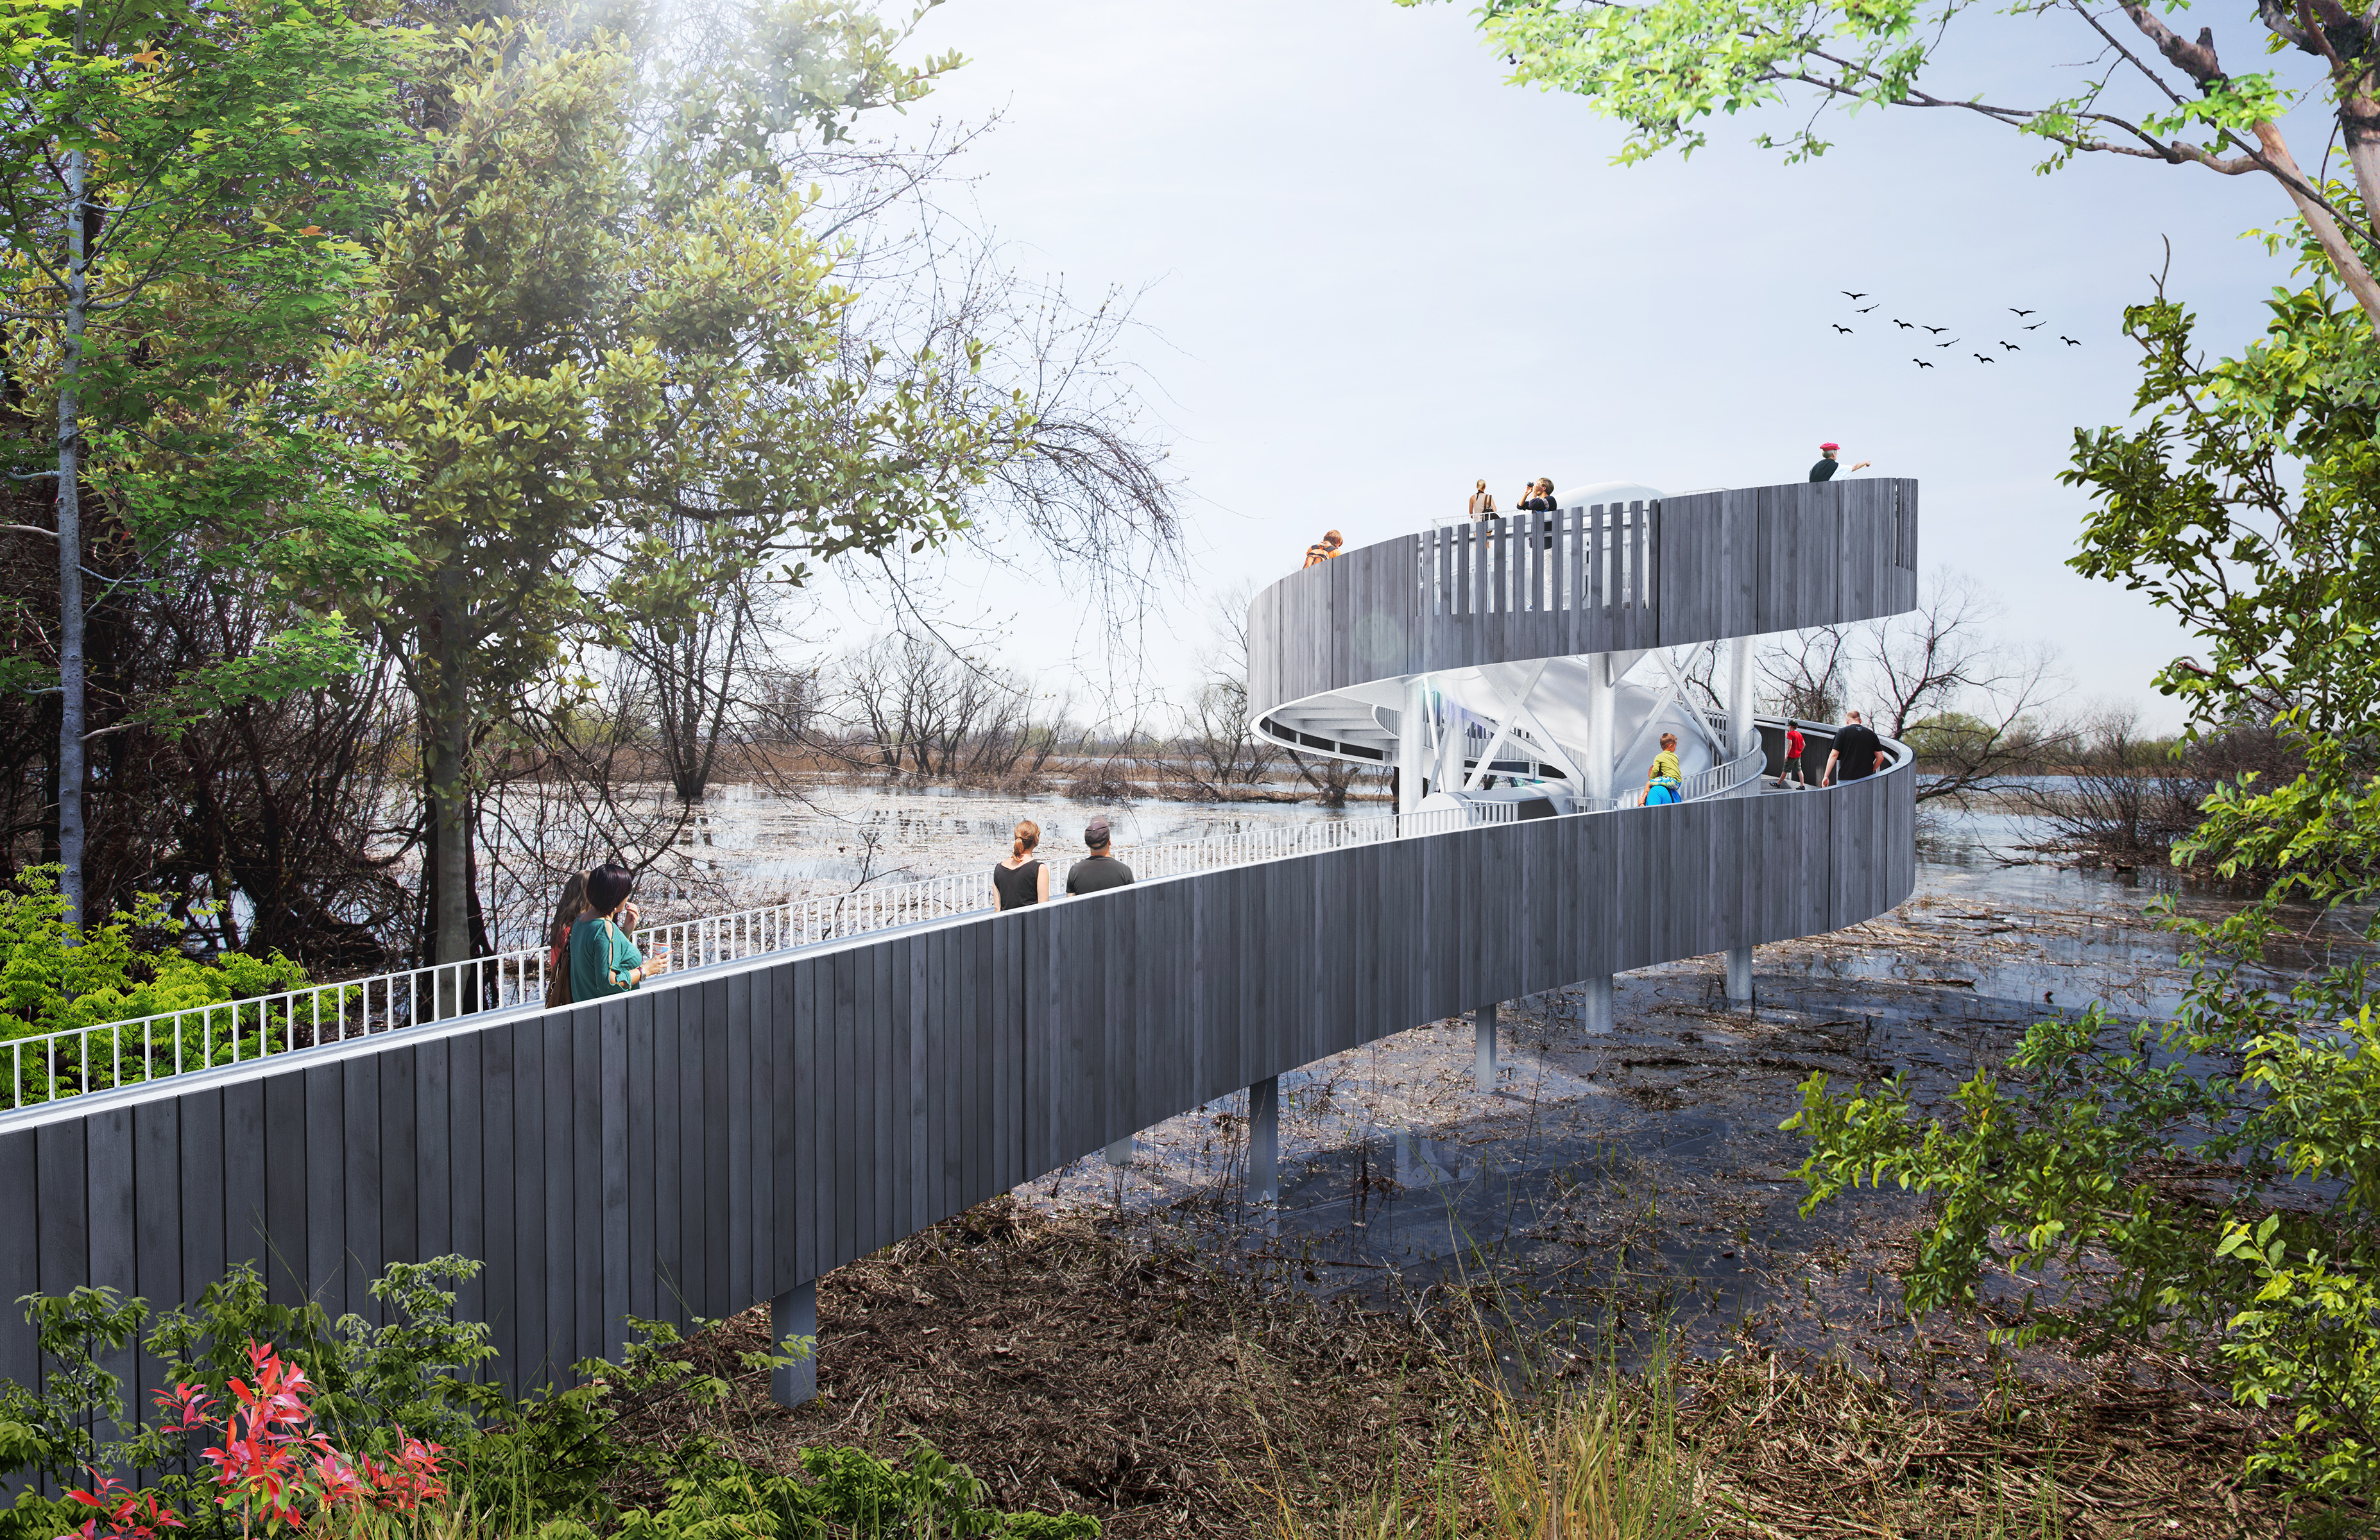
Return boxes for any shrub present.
[0,1257,1095,1538]
[0,867,312,1042]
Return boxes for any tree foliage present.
[1422,0,2380,321]
[1788,240,2380,1504]
[0,0,420,919]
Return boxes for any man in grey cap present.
[1064,818,1135,896]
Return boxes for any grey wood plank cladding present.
[0,478,1918,1408]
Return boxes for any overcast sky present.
[855,0,2325,732]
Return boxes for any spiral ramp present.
[0,481,1922,1422]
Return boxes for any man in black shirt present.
[1809,441,1872,482]
[1823,710,1887,785]
[1065,819,1135,895]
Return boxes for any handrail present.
[0,801,1521,1115]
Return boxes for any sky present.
[839,0,2332,733]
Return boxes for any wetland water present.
[585,779,2360,1376]
[986,799,2373,1381]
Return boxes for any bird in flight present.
[1893,319,1913,329]
[1843,291,1869,300]
[1999,340,2020,350]
[1936,339,1958,348]
[1832,324,1853,334]
[2022,321,2045,330]
[1922,325,1948,334]
[1912,358,1933,369]
[1855,304,1878,313]
[2010,307,2035,316]
[2061,336,2082,346]
[1973,353,1994,363]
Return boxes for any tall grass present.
[1271,1369,1703,1540]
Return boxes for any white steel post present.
[1727,633,1756,758]
[1399,674,1429,814]
[1104,1135,1133,1166]
[1580,975,1613,1035]
[1475,1002,1498,1093]
[1727,633,1756,1002]
[1584,654,1617,1026]
[769,1280,819,1406]
[1584,653,1615,803]
[1247,1076,1279,1206]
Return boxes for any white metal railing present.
[0,801,1521,1114]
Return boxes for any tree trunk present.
[425,559,474,968]
[55,142,87,928]
[2254,120,2380,325]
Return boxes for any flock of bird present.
[1830,291,2079,368]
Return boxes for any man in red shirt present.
[1775,721,1808,789]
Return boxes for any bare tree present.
[831,634,1062,785]
[1169,585,1290,801]
[1761,624,1853,724]
[1763,570,2071,803]
[1861,572,2072,803]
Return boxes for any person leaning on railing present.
[570,863,671,1001]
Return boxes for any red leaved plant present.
[60,1342,445,1539]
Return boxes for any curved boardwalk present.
[0,479,1919,1414]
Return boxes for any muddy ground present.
[626,853,2358,1536]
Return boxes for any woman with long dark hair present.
[568,863,672,1002]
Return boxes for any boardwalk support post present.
[1581,975,1613,1035]
[770,1279,819,1407]
[1248,1076,1279,1205]
[1104,1136,1133,1167]
[1726,945,1752,1004]
[1475,1003,1498,1092]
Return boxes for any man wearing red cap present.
[1810,442,1871,482]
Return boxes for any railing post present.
[1247,1075,1278,1206]
[769,1279,819,1406]
[1475,1002,1498,1093]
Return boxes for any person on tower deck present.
[1519,478,1557,513]
[1822,710,1887,786]
[1468,479,1497,520]
[1303,530,1344,568]
[1809,442,1871,482]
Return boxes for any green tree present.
[1417,0,2380,322]
[0,0,415,925]
[330,6,1012,971]
[1788,230,2380,1504]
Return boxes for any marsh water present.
[979,795,2372,1381]
[570,776,2363,1378]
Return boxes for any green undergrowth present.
[0,1254,1096,1539]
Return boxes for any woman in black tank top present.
[993,819,1049,909]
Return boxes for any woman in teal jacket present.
[569,863,671,1001]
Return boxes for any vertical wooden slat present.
[303,1065,344,1313]
[0,1129,37,1389]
